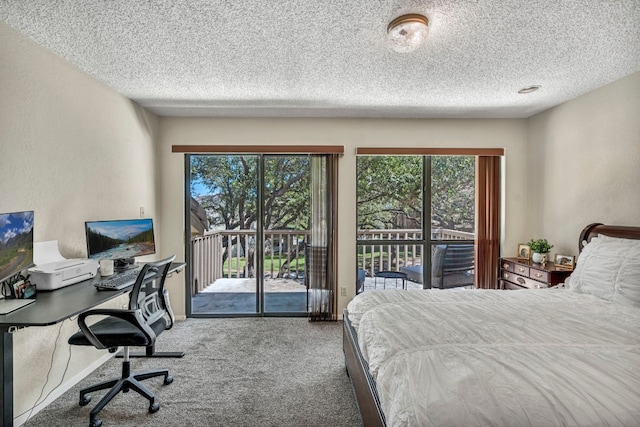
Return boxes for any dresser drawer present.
[500,259,514,272]
[501,272,549,289]
[501,280,527,290]
[513,264,530,277]
[529,268,549,283]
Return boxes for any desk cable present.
[20,317,75,425]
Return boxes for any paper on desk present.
[33,240,66,265]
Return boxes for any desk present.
[0,262,185,426]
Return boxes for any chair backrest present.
[128,255,176,330]
[431,244,475,288]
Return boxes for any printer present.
[28,240,99,291]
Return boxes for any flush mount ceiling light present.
[518,85,541,94]
[387,14,429,53]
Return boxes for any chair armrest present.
[160,288,175,330]
[77,308,157,350]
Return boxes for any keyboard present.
[94,269,141,291]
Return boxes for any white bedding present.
[346,289,640,426]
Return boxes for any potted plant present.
[527,239,553,263]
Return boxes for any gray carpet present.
[24,318,362,427]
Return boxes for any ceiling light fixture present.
[387,14,429,53]
[518,85,541,94]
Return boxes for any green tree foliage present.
[431,156,475,231]
[191,155,258,231]
[356,155,475,232]
[357,156,422,230]
[191,155,310,232]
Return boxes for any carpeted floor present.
[23,318,362,427]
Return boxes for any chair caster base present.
[164,375,173,385]
[89,418,102,427]
[80,395,91,406]
[149,402,160,413]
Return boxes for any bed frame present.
[343,223,640,426]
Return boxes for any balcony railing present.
[191,229,309,293]
[190,228,474,294]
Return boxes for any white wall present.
[0,21,163,423]
[158,117,529,316]
[527,71,640,257]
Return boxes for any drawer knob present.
[503,273,510,279]
[518,267,525,273]
[535,284,541,289]
[534,273,542,278]
[502,263,509,269]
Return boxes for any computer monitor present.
[85,218,156,268]
[0,210,35,284]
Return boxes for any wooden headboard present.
[579,223,640,252]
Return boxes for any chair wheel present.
[164,375,174,385]
[89,418,102,427]
[79,395,91,406]
[149,402,160,413]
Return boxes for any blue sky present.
[0,211,34,244]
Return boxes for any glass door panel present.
[356,155,423,285]
[262,155,310,314]
[356,155,476,291]
[189,154,259,315]
[430,156,476,240]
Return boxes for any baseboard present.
[14,352,114,426]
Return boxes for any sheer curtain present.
[308,154,338,321]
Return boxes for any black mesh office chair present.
[68,255,176,427]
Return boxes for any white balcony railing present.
[190,228,474,294]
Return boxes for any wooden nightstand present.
[499,257,573,289]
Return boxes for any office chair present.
[68,255,176,427]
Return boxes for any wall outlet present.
[140,207,145,217]
[340,287,347,296]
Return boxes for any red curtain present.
[475,156,501,289]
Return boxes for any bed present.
[343,223,640,426]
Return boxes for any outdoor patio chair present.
[401,244,475,289]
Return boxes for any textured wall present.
[0,21,161,422]
[527,71,640,257]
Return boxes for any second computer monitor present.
[85,218,156,268]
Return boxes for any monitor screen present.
[0,210,35,283]
[85,218,156,264]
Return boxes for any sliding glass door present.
[356,155,476,291]
[187,154,311,316]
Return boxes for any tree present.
[357,156,422,230]
[431,156,475,231]
[356,155,475,232]
[190,155,311,277]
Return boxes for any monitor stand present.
[114,258,136,269]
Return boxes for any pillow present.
[568,235,640,306]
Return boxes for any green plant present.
[527,238,553,253]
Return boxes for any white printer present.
[28,240,99,291]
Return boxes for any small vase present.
[531,252,546,264]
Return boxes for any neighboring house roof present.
[190,197,210,236]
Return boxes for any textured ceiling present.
[1,0,639,118]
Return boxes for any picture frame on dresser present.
[554,254,575,269]
[517,243,530,260]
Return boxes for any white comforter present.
[346,289,640,427]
